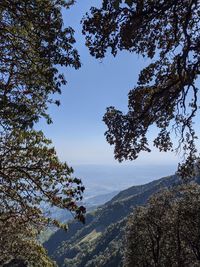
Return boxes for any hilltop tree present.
[82,0,200,178]
[0,0,85,265]
[124,184,200,267]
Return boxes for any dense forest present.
[1,1,200,266]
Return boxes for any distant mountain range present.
[44,174,181,266]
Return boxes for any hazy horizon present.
[72,163,178,198]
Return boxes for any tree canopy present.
[124,183,200,267]
[1,129,85,226]
[0,1,85,265]
[82,0,200,178]
[1,0,80,129]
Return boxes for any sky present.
[38,0,181,185]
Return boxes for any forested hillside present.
[45,175,181,266]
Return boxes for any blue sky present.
[39,0,179,172]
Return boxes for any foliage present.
[0,0,81,129]
[1,129,85,226]
[124,184,200,267]
[82,0,200,178]
[0,0,85,265]
[0,129,86,265]
[0,217,57,267]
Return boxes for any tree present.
[1,129,85,226]
[82,0,200,178]
[124,184,200,267]
[0,0,80,129]
[0,0,85,265]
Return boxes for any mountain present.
[84,191,119,208]
[44,175,180,267]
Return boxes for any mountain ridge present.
[45,174,180,266]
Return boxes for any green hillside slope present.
[45,175,180,267]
